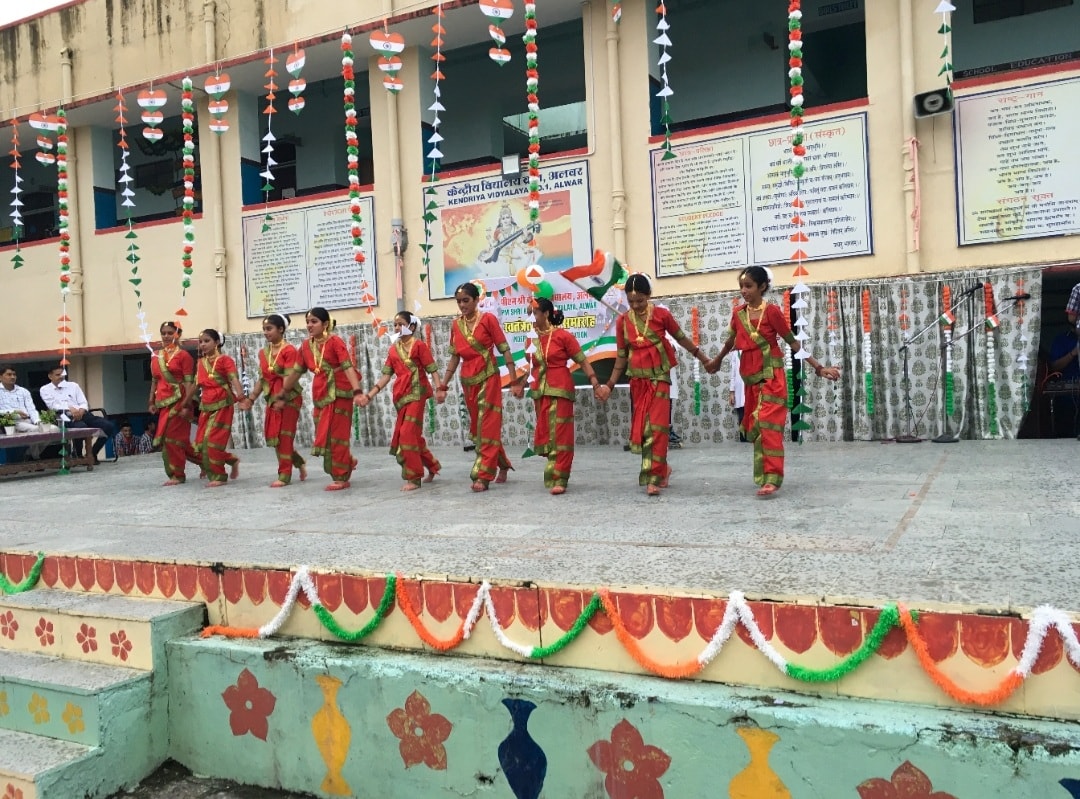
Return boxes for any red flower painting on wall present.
[587,719,671,799]
[222,668,277,741]
[857,761,958,799]
[386,690,453,770]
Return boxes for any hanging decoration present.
[342,32,369,319]
[654,2,675,161]
[137,88,167,142]
[370,27,406,93]
[350,333,360,442]
[826,289,840,369]
[1015,278,1030,413]
[783,289,794,412]
[204,72,231,134]
[424,323,438,436]
[939,284,955,416]
[690,306,701,416]
[29,111,57,166]
[55,107,72,474]
[935,1,956,98]
[115,91,151,352]
[480,0,514,65]
[861,289,874,416]
[984,283,999,436]
[420,2,447,287]
[9,123,23,269]
[286,46,307,114]
[260,50,279,233]
[177,77,196,312]
[523,0,541,234]
[610,0,622,24]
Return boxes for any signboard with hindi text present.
[650,113,872,277]
[242,196,377,318]
[955,77,1080,245]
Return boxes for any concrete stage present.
[0,438,1074,613]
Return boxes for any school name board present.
[650,113,872,277]
[242,197,377,318]
[955,77,1080,245]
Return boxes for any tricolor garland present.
[424,323,438,436]
[371,26,406,94]
[0,553,45,595]
[862,289,874,416]
[421,2,447,287]
[350,334,360,442]
[342,34,367,273]
[783,289,794,412]
[260,49,278,232]
[189,562,1080,706]
[137,88,166,142]
[523,1,541,231]
[287,46,307,114]
[178,78,196,313]
[826,289,840,378]
[1015,278,1030,412]
[984,283,999,437]
[55,108,72,474]
[654,3,675,161]
[481,0,513,66]
[115,92,151,352]
[939,284,955,416]
[29,111,56,167]
[205,71,231,134]
[935,1,955,99]
[9,123,23,268]
[690,306,701,416]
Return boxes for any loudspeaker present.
[914,88,954,118]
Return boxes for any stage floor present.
[0,439,1075,613]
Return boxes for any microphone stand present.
[895,282,984,443]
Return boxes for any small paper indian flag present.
[560,250,629,301]
[985,314,1000,330]
[938,310,955,326]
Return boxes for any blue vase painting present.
[498,698,547,799]
[1061,778,1080,798]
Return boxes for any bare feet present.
[423,469,438,483]
[270,480,287,488]
[756,484,778,498]
[324,481,349,492]
[206,481,226,489]
[495,467,509,484]
[646,484,661,496]
[162,479,183,487]
[471,480,489,492]
[298,464,307,482]
[550,486,566,495]
[230,460,240,480]
[401,483,421,492]
[659,468,672,489]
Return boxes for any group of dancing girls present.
[147,266,839,497]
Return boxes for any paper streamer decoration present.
[481,0,514,65]
[204,72,231,134]
[137,89,167,142]
[691,306,701,415]
[115,91,152,352]
[9,123,23,268]
[984,283,999,436]
[654,3,675,161]
[370,27,405,93]
[939,284,954,416]
[862,289,874,416]
[524,0,541,231]
[176,77,196,312]
[260,50,278,231]
[286,47,307,114]
[935,1,955,98]
[421,2,446,288]
[29,111,57,167]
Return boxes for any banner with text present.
[955,77,1080,245]
[425,160,594,299]
[242,197,377,318]
[650,113,872,277]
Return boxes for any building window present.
[974,0,1072,24]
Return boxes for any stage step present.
[0,728,93,799]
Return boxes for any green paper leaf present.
[129,278,142,286]
[791,420,812,431]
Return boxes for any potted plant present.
[39,409,58,427]
[0,411,19,435]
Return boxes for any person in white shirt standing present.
[39,366,116,463]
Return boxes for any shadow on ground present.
[108,760,314,798]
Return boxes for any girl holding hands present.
[190,329,243,487]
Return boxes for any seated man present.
[0,364,58,460]
[114,421,153,456]
[38,366,116,464]
[1048,322,1080,437]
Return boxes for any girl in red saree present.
[435,282,523,492]
[599,274,711,496]
[706,266,840,497]
[511,298,603,495]
[148,321,200,486]
[278,307,364,491]
[244,314,306,488]
[191,329,243,487]
[359,311,441,491]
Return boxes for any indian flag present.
[560,250,628,301]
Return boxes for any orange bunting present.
[790,249,809,261]
[792,264,809,277]
[395,576,468,651]
[861,289,871,334]
[691,307,700,347]
[790,231,809,242]
[598,591,702,679]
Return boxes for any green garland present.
[313,574,396,642]
[0,552,45,595]
[786,605,901,682]
[530,593,600,659]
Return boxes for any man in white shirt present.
[39,366,116,463]
[1,364,58,460]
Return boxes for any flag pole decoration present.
[371,24,406,94]
[939,284,955,416]
[115,91,152,353]
[204,71,231,134]
[177,77,196,313]
[691,306,701,416]
[260,49,278,232]
[984,283,999,437]
[1015,277,1030,413]
[524,0,541,234]
[137,88,167,142]
[480,0,513,66]
[935,1,955,99]
[862,289,874,416]
[654,3,675,161]
[29,111,56,167]
[9,123,23,268]
[420,2,446,288]
[56,107,71,475]
[286,45,307,114]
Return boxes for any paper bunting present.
[524,1,541,231]
[29,111,57,166]
[480,0,513,65]
[286,47,306,114]
[115,91,151,352]
[421,2,446,287]
[935,1,955,98]
[137,88,167,141]
[9,122,23,268]
[342,32,367,283]
[691,306,701,416]
[984,283,999,436]
[940,285,954,416]
[611,0,622,23]
[654,3,675,161]
[861,289,874,416]
[178,77,196,307]
[261,50,278,232]
[204,72,231,134]
[370,28,405,93]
